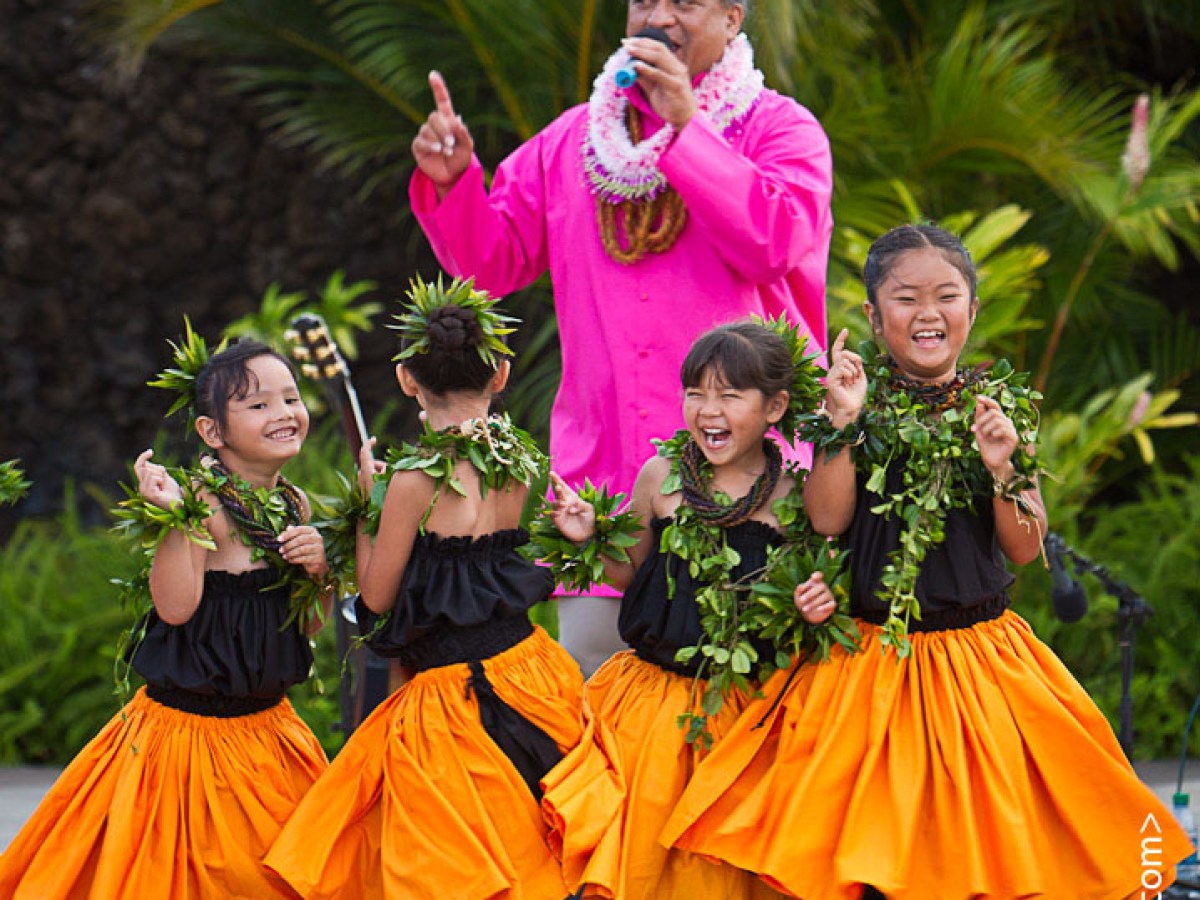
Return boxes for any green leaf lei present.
[798,342,1044,658]
[0,460,31,506]
[653,430,858,749]
[390,275,517,369]
[389,413,546,527]
[327,413,547,542]
[524,480,643,593]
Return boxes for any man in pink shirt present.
[410,0,832,676]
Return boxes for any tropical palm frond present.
[314,270,382,360]
[224,281,308,345]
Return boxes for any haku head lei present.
[0,460,30,506]
[751,313,825,444]
[390,275,516,369]
[147,317,229,425]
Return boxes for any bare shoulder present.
[636,453,672,492]
[772,468,799,502]
[385,467,439,506]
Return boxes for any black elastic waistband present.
[632,645,700,678]
[855,593,1010,634]
[399,613,533,672]
[146,683,284,718]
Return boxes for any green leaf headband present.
[751,313,825,444]
[147,317,229,424]
[390,274,517,368]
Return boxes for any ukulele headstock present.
[285,314,350,383]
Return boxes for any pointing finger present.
[831,328,849,362]
[429,71,456,120]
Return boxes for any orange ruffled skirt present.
[662,611,1194,900]
[265,625,584,900]
[0,687,328,899]
[540,650,786,899]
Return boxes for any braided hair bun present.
[426,305,484,353]
[403,303,499,396]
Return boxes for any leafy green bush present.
[1012,456,1200,760]
[0,483,140,763]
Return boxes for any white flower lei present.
[582,33,765,204]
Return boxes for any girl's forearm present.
[148,529,204,624]
[803,448,857,536]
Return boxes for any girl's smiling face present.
[200,354,309,469]
[683,367,786,470]
[866,247,979,383]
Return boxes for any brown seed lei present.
[596,108,688,265]
[678,437,783,526]
[885,358,990,413]
[206,458,304,553]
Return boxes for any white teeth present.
[914,330,944,339]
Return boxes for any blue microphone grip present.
[614,26,672,88]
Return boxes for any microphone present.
[1046,533,1089,623]
[615,27,673,88]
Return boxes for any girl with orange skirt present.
[264,278,584,899]
[0,337,334,899]
[662,225,1194,899]
[539,320,838,899]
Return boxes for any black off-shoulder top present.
[355,528,553,656]
[131,567,314,699]
[842,463,1014,621]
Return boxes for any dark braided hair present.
[194,340,298,437]
[401,304,500,396]
[863,224,977,306]
[681,320,792,397]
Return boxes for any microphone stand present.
[1054,539,1154,759]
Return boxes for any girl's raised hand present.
[824,329,867,427]
[134,449,184,510]
[278,525,329,580]
[972,395,1020,475]
[548,472,596,544]
[793,571,836,625]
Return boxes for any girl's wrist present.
[822,402,862,430]
[990,465,1024,501]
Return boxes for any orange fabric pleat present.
[264,625,584,900]
[540,650,786,900]
[662,611,1195,900]
[0,688,328,900]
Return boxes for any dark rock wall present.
[0,0,427,530]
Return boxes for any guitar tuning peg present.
[292,347,312,360]
[315,345,336,361]
[301,363,321,379]
[283,329,299,342]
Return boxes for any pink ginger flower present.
[1121,94,1151,190]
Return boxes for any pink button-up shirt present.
[411,87,833,593]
